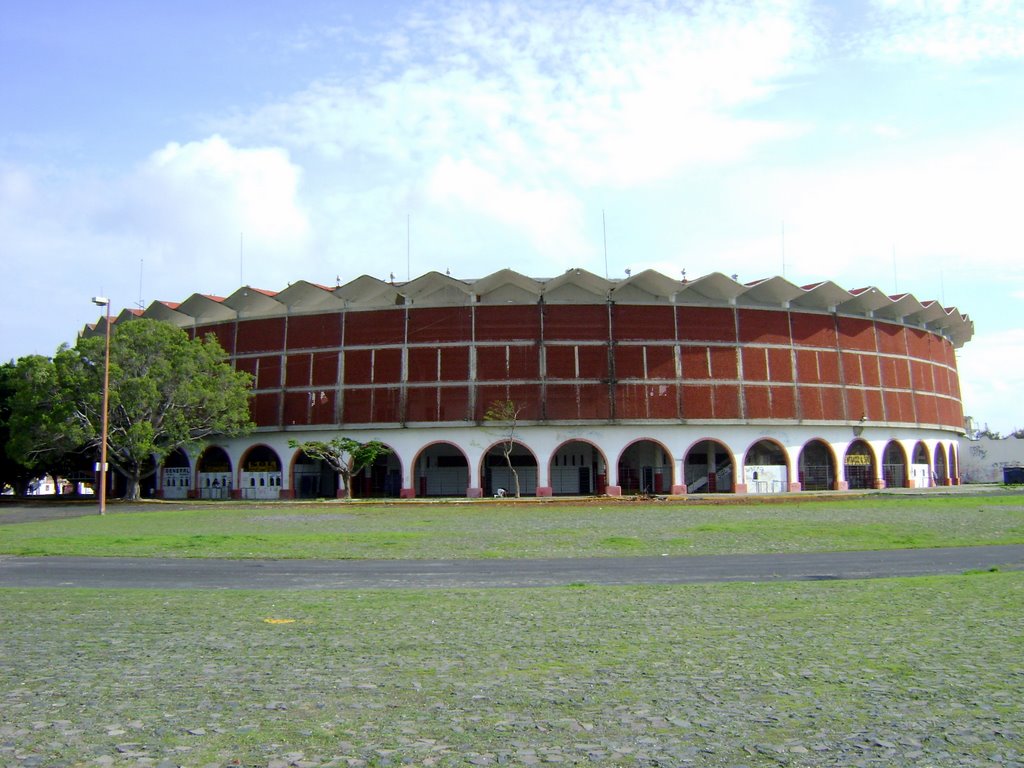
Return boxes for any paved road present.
[1,545,1022,590]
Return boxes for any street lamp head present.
[92,296,110,307]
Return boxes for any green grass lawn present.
[1,494,1022,559]
[1,572,1021,766]
[2,495,1022,766]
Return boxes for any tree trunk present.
[47,465,63,495]
[122,473,141,501]
[503,445,521,498]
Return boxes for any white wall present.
[958,437,1024,483]
[181,422,961,495]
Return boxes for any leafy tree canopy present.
[8,319,254,500]
[0,361,37,493]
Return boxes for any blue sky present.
[2,0,1022,434]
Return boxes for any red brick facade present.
[193,303,964,430]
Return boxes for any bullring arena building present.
[91,268,973,499]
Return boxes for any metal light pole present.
[91,297,111,515]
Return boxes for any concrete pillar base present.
[400,488,416,499]
[788,481,802,492]
[734,483,748,494]
[605,485,622,496]
[536,486,553,497]
[467,487,483,498]
[670,484,687,495]
[834,481,849,491]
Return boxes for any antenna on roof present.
[406,214,411,282]
[602,210,609,279]
[892,244,898,293]
[781,220,786,278]
[136,258,144,310]
[240,232,244,286]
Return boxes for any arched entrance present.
[161,448,192,499]
[910,441,931,488]
[352,448,402,498]
[743,439,789,494]
[934,443,949,485]
[414,442,470,497]
[882,441,908,489]
[619,440,674,495]
[197,446,233,500]
[798,439,836,491]
[241,445,283,500]
[684,440,733,493]
[292,449,338,499]
[550,440,608,495]
[482,442,538,497]
[844,440,876,490]
[948,443,959,484]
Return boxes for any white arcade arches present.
[684,440,734,494]
[550,440,608,496]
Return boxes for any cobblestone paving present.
[2,575,1022,767]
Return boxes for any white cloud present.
[866,0,1024,61]
[115,135,311,292]
[712,130,1024,289]
[228,0,815,258]
[0,136,312,359]
[956,327,1024,434]
[426,156,589,263]
[132,135,308,254]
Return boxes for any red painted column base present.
[536,486,553,497]
[400,488,416,499]
[605,485,622,496]
[670,484,686,495]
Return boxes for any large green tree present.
[288,437,391,498]
[5,355,91,495]
[8,319,254,500]
[0,361,37,494]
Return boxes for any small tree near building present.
[288,437,392,498]
[484,399,523,498]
